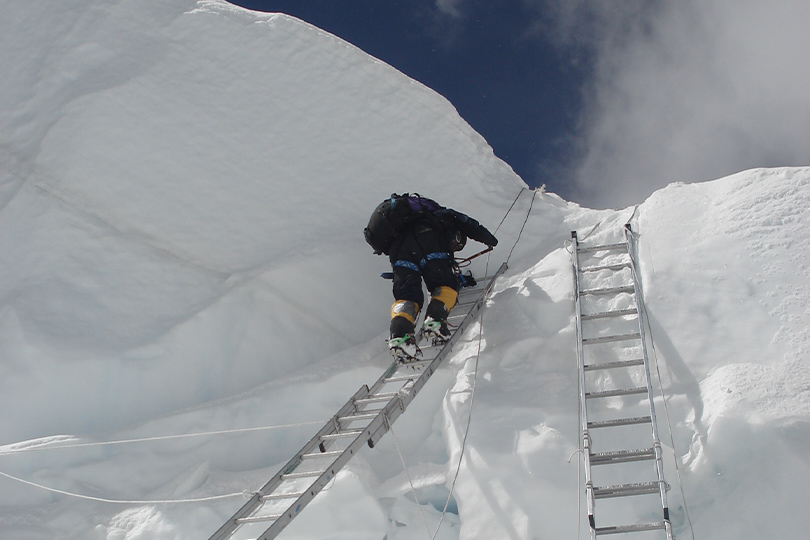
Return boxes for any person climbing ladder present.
[364,193,498,362]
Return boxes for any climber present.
[364,193,498,361]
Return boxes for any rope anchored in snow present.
[0,469,244,505]
[0,421,326,457]
[393,186,538,540]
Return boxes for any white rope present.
[565,449,585,540]
[625,222,696,540]
[0,420,324,457]
[389,425,434,538]
[385,188,533,539]
[493,187,527,234]
[428,188,540,537]
[0,469,242,504]
[431,186,535,537]
[505,189,537,265]
[0,420,325,505]
[385,284,490,540]
[431,308,486,540]
[579,220,602,242]
[647,322,697,540]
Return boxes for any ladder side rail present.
[264,263,507,540]
[208,385,371,540]
[571,232,597,539]
[624,224,674,539]
[407,262,508,400]
[366,263,508,447]
[259,359,481,540]
[254,400,402,540]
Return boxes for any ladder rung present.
[577,242,627,253]
[580,285,635,296]
[320,429,363,440]
[259,492,306,501]
[338,411,379,422]
[395,358,433,366]
[582,332,641,345]
[302,450,343,459]
[580,262,630,273]
[593,482,661,499]
[595,521,667,535]
[590,448,655,466]
[236,514,282,525]
[586,386,648,399]
[281,470,325,480]
[588,416,652,429]
[354,393,397,405]
[384,373,420,383]
[581,308,638,320]
[584,359,644,371]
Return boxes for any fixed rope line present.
[0,421,327,506]
[389,425,434,538]
[432,187,537,539]
[482,185,536,278]
[387,283,491,540]
[645,311,697,540]
[430,309,487,540]
[624,222,696,540]
[566,449,585,540]
[387,188,535,540]
[505,188,538,264]
[0,420,325,457]
[0,469,242,504]
[494,187,528,233]
[365,188,533,539]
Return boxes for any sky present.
[228,0,810,209]
[228,0,587,197]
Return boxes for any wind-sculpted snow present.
[1,0,808,539]
[0,0,524,443]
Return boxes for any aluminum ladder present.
[572,225,673,539]
[207,262,508,540]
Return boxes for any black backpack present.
[364,193,441,255]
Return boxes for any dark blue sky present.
[228,0,588,194]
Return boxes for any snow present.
[1,1,808,539]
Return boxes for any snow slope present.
[1,1,808,539]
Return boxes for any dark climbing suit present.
[388,207,498,339]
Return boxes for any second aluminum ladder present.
[572,225,674,539]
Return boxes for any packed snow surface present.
[1,1,808,539]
